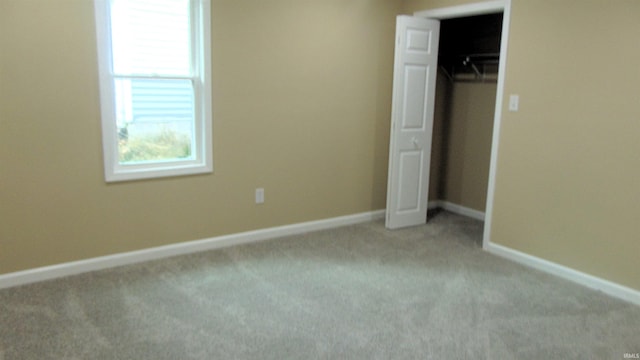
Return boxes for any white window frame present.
[94,0,212,182]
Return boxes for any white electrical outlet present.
[255,188,264,204]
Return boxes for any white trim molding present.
[430,199,640,305]
[3,208,638,307]
[414,0,506,19]
[440,201,485,221]
[486,242,640,306]
[0,210,385,290]
[428,200,485,221]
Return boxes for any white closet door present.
[386,16,440,229]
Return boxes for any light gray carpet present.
[1,211,639,359]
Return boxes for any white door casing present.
[385,16,440,229]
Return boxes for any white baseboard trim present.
[0,210,386,290]
[428,200,485,221]
[486,241,640,306]
[427,200,442,210]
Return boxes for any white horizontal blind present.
[109,0,196,164]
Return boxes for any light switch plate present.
[509,94,519,112]
[255,188,264,204]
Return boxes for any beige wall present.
[439,81,496,211]
[410,0,640,291]
[0,0,400,274]
[2,0,639,293]
[493,0,640,291]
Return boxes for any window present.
[94,0,212,182]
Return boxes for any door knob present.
[412,137,419,148]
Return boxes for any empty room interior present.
[1,0,639,358]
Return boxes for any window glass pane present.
[115,78,195,164]
[110,0,191,75]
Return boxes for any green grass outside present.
[119,128,191,163]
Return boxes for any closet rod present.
[438,52,500,83]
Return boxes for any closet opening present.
[428,13,503,224]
